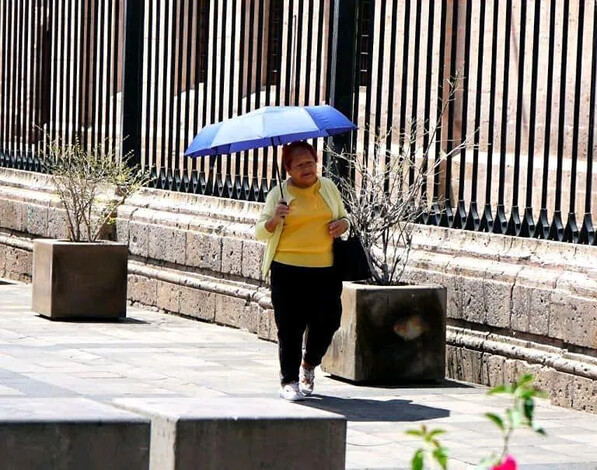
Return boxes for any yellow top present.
[273,180,334,267]
[255,176,350,276]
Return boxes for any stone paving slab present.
[0,281,596,470]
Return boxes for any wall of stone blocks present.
[0,167,595,412]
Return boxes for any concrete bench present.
[115,397,347,470]
[0,398,150,470]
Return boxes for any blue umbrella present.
[184,105,357,198]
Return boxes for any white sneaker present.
[279,382,304,402]
[299,366,315,396]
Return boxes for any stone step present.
[0,398,150,470]
[115,397,347,470]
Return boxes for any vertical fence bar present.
[273,0,286,181]
[429,0,448,226]
[22,0,32,166]
[191,0,204,194]
[466,0,486,231]
[11,0,21,161]
[580,0,597,245]
[294,0,304,106]
[122,0,145,167]
[160,0,171,188]
[111,0,120,160]
[104,0,114,155]
[233,0,246,199]
[96,0,106,152]
[409,0,421,187]
[314,0,325,109]
[82,1,93,151]
[564,0,585,243]
[361,0,375,166]
[537,0,557,239]
[224,0,236,196]
[182,0,194,192]
[441,0,459,228]
[206,0,218,195]
[494,0,513,234]
[145,0,154,175]
[33,0,43,163]
[550,0,570,242]
[349,0,362,158]
[521,0,541,238]
[383,0,399,194]
[71,0,81,154]
[398,0,411,170]
[454,0,472,229]
[174,0,186,191]
[255,0,266,201]
[166,0,179,190]
[373,0,386,165]
[508,0,528,236]
[329,0,358,181]
[304,0,314,107]
[65,0,74,150]
[16,0,25,165]
[419,0,435,220]
[1,0,9,163]
[151,0,163,187]
[246,0,257,200]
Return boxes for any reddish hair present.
[281,141,318,171]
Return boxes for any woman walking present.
[255,141,349,401]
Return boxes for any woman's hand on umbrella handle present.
[265,200,289,233]
[275,200,289,219]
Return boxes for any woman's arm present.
[255,187,286,240]
[329,180,350,237]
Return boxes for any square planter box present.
[32,239,129,320]
[321,282,447,383]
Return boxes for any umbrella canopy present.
[184,105,357,158]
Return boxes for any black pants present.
[270,261,343,384]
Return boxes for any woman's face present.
[287,150,317,188]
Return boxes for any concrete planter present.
[321,282,447,383]
[32,239,129,319]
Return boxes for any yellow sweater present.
[255,177,349,276]
[274,181,333,267]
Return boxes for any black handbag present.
[333,232,372,281]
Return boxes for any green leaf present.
[488,384,513,395]
[523,397,535,422]
[412,449,424,470]
[517,374,535,387]
[406,430,423,438]
[485,412,505,431]
[433,447,449,470]
[429,429,447,438]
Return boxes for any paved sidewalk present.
[0,280,596,470]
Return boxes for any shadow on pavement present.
[326,376,474,389]
[36,315,148,324]
[298,396,450,422]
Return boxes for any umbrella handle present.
[274,156,285,200]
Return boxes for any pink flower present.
[492,455,517,470]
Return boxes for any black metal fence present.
[0,0,596,245]
[0,0,124,169]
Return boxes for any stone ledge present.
[447,326,597,381]
[114,397,346,470]
[0,397,150,470]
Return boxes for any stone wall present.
[0,167,595,413]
